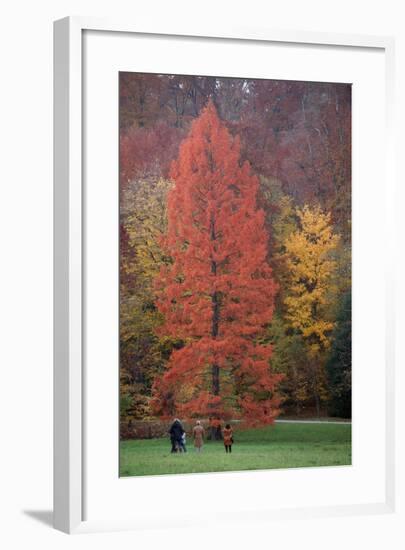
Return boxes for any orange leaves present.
[153,102,282,423]
[238,394,283,427]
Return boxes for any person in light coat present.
[192,420,205,452]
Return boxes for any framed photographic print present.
[54,17,397,534]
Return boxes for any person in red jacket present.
[223,424,233,453]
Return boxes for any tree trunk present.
[212,364,220,396]
[314,393,320,419]
[210,261,221,437]
[208,425,222,440]
[211,289,220,396]
[210,212,220,397]
[208,210,223,439]
[208,421,223,440]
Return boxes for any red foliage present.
[229,81,351,220]
[119,75,351,240]
[152,102,283,425]
[120,122,184,185]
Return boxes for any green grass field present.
[119,422,351,477]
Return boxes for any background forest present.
[119,73,352,436]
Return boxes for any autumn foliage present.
[281,206,340,415]
[119,74,352,429]
[151,102,282,425]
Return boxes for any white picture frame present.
[54,16,397,534]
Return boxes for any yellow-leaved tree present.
[282,205,340,416]
[120,178,176,428]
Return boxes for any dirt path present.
[276,419,351,425]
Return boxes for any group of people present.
[169,418,234,453]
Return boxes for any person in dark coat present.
[169,418,185,453]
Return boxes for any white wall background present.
[0,0,403,548]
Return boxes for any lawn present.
[119,422,351,477]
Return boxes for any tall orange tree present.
[152,102,282,425]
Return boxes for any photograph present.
[1,0,401,544]
[119,72,352,477]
